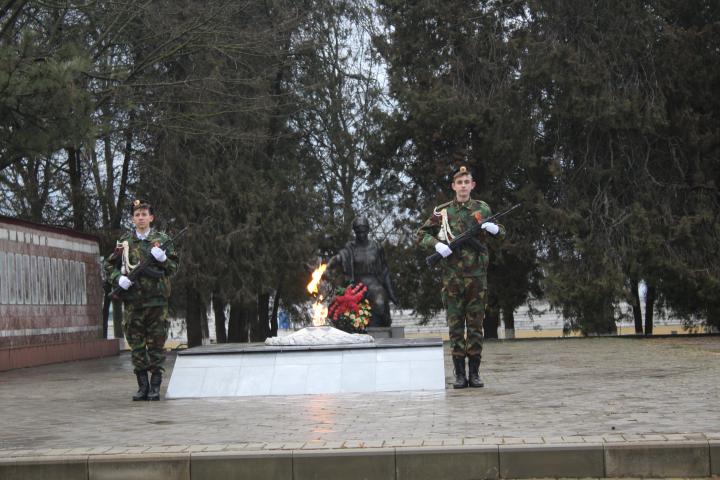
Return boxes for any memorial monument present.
[165,216,440,399]
[326,216,399,327]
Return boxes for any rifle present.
[425,203,521,267]
[107,226,189,299]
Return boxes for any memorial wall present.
[0,215,118,370]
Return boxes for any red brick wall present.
[0,219,104,349]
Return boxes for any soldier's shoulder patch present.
[470,200,492,221]
[473,200,492,213]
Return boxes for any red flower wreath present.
[327,283,372,333]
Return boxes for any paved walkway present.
[1,335,718,457]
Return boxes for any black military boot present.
[132,371,149,401]
[468,356,484,388]
[147,371,162,401]
[452,356,468,389]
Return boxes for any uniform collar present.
[453,198,474,209]
[135,228,152,240]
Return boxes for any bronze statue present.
[327,217,399,327]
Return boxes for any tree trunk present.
[213,294,227,343]
[270,286,281,337]
[644,283,656,335]
[103,126,116,225]
[228,301,248,342]
[67,146,84,231]
[201,304,210,341]
[89,147,109,225]
[247,297,261,342]
[483,293,500,339]
[257,292,271,341]
[239,303,250,343]
[186,288,204,348]
[629,276,643,334]
[227,302,240,342]
[501,307,515,339]
[113,111,134,230]
[112,299,123,340]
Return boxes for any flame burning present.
[307,264,328,326]
[311,295,329,326]
[307,263,327,295]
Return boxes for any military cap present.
[452,165,473,180]
[130,198,154,214]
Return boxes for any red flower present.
[328,283,368,323]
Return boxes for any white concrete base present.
[166,341,445,398]
[264,326,374,346]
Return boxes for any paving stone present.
[119,446,151,454]
[442,438,463,446]
[421,439,443,446]
[341,440,364,448]
[359,440,385,448]
[145,445,188,453]
[184,445,208,453]
[300,441,326,449]
[401,438,424,447]
[522,437,545,444]
[502,437,524,444]
[280,442,305,450]
[480,437,504,445]
[222,443,248,451]
[243,442,267,450]
[603,434,627,443]
[463,437,488,445]
[384,439,405,447]
[321,441,345,449]
[28,448,72,456]
[67,447,97,455]
[262,442,286,450]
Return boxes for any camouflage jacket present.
[105,229,179,307]
[417,198,505,281]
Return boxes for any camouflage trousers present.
[442,276,486,359]
[122,303,169,374]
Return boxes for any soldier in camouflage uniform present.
[417,166,505,388]
[106,199,178,401]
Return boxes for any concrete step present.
[2,440,717,479]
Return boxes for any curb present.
[0,440,717,479]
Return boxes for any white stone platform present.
[166,338,445,398]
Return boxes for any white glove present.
[118,275,133,290]
[481,222,499,235]
[151,246,167,262]
[435,242,453,258]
